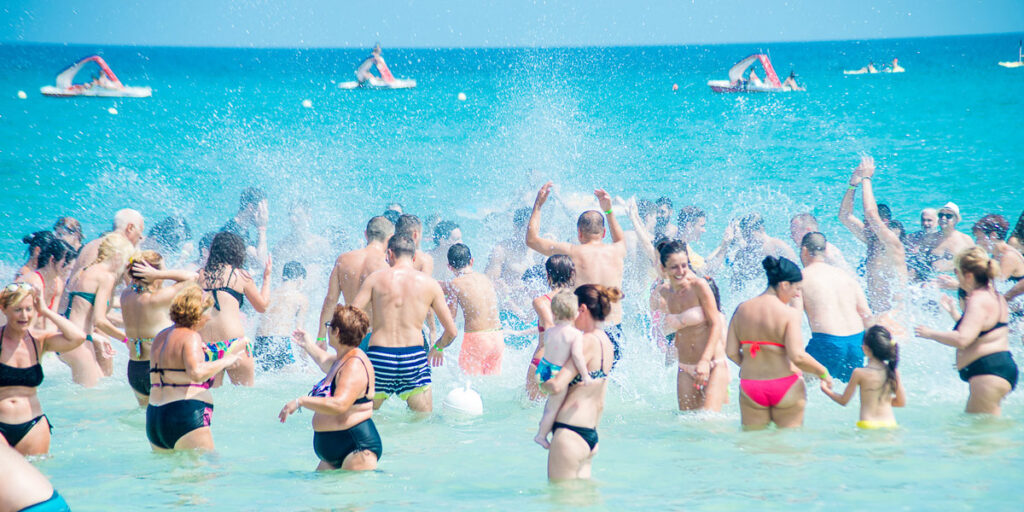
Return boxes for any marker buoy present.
[107,107,118,115]
[17,90,27,99]
[672,83,679,91]
[457,92,467,101]
[301,99,313,108]
[443,383,482,416]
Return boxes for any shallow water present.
[2,33,1024,510]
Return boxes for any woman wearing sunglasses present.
[0,283,88,455]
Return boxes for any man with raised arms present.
[839,156,908,315]
[794,232,873,381]
[316,217,394,346]
[351,234,458,413]
[526,182,627,366]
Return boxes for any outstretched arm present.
[35,292,89,353]
[840,164,867,243]
[821,371,859,405]
[92,273,126,341]
[525,182,574,256]
[595,189,625,245]
[428,282,459,366]
[626,198,659,270]
[859,162,903,253]
[317,263,344,341]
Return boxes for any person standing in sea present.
[526,182,627,367]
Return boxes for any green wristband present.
[434,345,444,353]
[316,337,326,342]
[820,369,831,380]
[603,209,613,215]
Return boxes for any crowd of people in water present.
[1,155,1023,507]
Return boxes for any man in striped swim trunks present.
[352,234,459,413]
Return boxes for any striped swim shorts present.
[366,345,432,400]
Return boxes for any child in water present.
[535,290,593,448]
[821,326,907,429]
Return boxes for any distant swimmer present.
[794,232,873,382]
[351,234,458,413]
[355,44,394,86]
[886,58,904,73]
[526,182,627,367]
[316,216,395,348]
[707,212,797,292]
[820,326,906,429]
[429,220,462,282]
[782,71,804,91]
[441,243,504,376]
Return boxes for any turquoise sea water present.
[2,33,1024,510]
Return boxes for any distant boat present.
[338,45,416,90]
[998,40,1023,68]
[40,55,151,98]
[708,54,803,93]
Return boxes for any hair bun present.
[762,256,778,272]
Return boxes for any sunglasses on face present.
[938,213,956,220]
[4,283,34,293]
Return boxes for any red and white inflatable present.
[40,55,151,98]
[707,54,800,93]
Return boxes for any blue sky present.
[2,0,1022,48]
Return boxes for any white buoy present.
[443,382,482,416]
[301,99,313,108]
[107,107,118,115]
[17,90,27,99]
[457,92,467,101]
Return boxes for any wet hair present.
[94,233,136,268]
[170,285,213,328]
[801,231,827,256]
[574,285,622,322]
[0,284,34,310]
[365,216,395,242]
[37,237,72,269]
[433,220,460,246]
[545,255,576,288]
[148,216,192,254]
[60,241,78,264]
[22,231,56,258]
[513,207,532,229]
[128,250,164,284]
[329,305,370,348]
[447,243,472,270]
[395,214,422,238]
[655,196,673,210]
[657,239,689,266]
[240,187,267,210]
[388,234,416,259]
[282,261,306,281]
[739,213,764,237]
[705,276,722,312]
[791,213,818,231]
[577,211,605,236]
[863,326,899,399]
[956,246,999,287]
[198,231,217,255]
[877,204,892,222]
[763,256,803,286]
[53,217,83,244]
[550,289,579,321]
[677,206,706,229]
[205,232,246,273]
[973,214,1009,240]
[637,199,655,219]
[382,209,401,225]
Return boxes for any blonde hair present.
[169,285,213,328]
[128,250,164,285]
[956,246,1000,286]
[550,289,579,321]
[0,284,33,310]
[94,233,134,267]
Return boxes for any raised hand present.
[594,189,613,213]
[534,181,553,208]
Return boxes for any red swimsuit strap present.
[740,340,785,358]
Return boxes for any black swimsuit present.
[204,269,245,311]
[0,327,50,448]
[311,358,383,467]
[144,340,215,450]
[553,342,609,452]
[953,293,1018,390]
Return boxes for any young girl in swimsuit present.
[534,290,591,449]
[821,326,906,429]
[526,255,575,401]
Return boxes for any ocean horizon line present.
[2,29,1021,52]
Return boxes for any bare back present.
[449,272,501,332]
[337,246,390,307]
[801,262,868,336]
[365,265,444,348]
[570,242,626,324]
[729,295,801,379]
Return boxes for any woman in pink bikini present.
[655,240,728,411]
[726,256,833,429]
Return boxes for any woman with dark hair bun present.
[196,232,271,386]
[541,284,617,481]
[525,255,576,400]
[916,247,1017,415]
[726,256,832,429]
[16,231,56,280]
[15,237,75,332]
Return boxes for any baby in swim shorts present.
[535,290,593,448]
